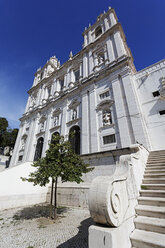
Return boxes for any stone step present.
[144,174,165,178]
[140,190,165,198]
[130,229,165,248]
[134,216,165,234]
[141,184,165,190]
[148,161,165,164]
[150,150,165,153]
[148,158,165,160]
[135,205,165,219]
[145,169,165,174]
[149,155,165,159]
[146,162,165,166]
[138,197,165,207]
[142,178,165,184]
[145,165,165,170]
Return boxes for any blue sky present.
[0,0,164,128]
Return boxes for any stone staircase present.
[130,150,165,248]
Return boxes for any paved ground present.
[0,204,94,248]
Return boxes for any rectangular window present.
[47,87,51,97]
[74,70,80,81]
[100,90,110,100]
[159,110,165,115]
[18,155,23,161]
[59,78,64,90]
[103,134,116,144]
[152,91,160,97]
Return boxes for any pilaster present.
[112,76,133,147]
[83,53,88,78]
[81,91,89,154]
[114,30,126,58]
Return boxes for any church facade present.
[10,7,165,167]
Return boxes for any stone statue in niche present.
[31,94,37,108]
[21,135,27,150]
[72,109,77,120]
[97,53,104,65]
[103,110,112,126]
[54,116,59,126]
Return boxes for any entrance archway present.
[69,125,80,154]
[51,132,60,144]
[34,137,44,161]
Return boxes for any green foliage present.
[0,117,18,149]
[21,135,93,186]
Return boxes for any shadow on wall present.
[57,217,94,248]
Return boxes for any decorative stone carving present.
[96,99,114,110]
[68,99,80,109]
[72,109,77,120]
[103,109,112,126]
[39,115,47,132]
[69,51,73,60]
[21,134,27,150]
[88,157,130,227]
[54,116,59,126]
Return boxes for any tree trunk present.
[49,178,54,219]
[53,177,58,219]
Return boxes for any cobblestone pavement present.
[0,204,94,248]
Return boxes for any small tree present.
[21,135,93,219]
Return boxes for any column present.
[36,86,42,106]
[61,99,68,137]
[42,86,47,103]
[93,53,98,71]
[42,111,52,157]
[109,11,117,26]
[88,49,94,75]
[89,87,99,153]
[54,79,61,97]
[84,34,88,47]
[66,68,70,88]
[64,74,67,90]
[114,31,126,58]
[88,29,92,43]
[79,62,83,80]
[81,91,89,154]
[25,96,31,113]
[24,117,38,162]
[52,79,57,95]
[39,85,45,105]
[104,17,109,31]
[112,76,133,148]
[83,53,88,78]
[121,74,151,149]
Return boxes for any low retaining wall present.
[47,146,142,208]
[0,162,49,211]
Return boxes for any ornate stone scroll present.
[88,156,131,227]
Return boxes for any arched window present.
[51,132,60,144]
[69,125,80,155]
[34,137,44,161]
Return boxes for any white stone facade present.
[10,7,165,167]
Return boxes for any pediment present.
[96,99,114,110]
[52,108,62,117]
[68,99,80,109]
